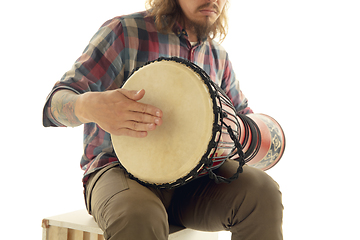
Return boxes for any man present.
[43,0,283,239]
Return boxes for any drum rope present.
[205,88,247,184]
[207,120,245,184]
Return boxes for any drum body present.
[111,57,285,188]
[244,114,285,171]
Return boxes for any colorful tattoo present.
[51,91,82,127]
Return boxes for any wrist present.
[75,92,93,124]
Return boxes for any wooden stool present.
[42,209,219,240]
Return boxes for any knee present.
[227,166,283,239]
[218,161,282,211]
[236,166,283,222]
[244,166,282,204]
[251,166,281,194]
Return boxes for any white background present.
[1,0,359,239]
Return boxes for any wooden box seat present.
[42,209,218,240]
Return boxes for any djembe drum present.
[111,57,285,188]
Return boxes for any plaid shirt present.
[43,11,253,184]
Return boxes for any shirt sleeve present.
[42,18,126,127]
[221,56,254,115]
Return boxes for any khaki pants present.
[85,160,283,240]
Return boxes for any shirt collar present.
[172,21,208,45]
[172,21,187,38]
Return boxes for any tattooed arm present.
[48,89,163,137]
[50,90,83,127]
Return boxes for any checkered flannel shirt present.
[42,11,253,184]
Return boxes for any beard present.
[188,18,213,41]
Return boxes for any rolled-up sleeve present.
[42,18,126,127]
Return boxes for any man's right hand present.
[51,89,163,138]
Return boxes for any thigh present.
[169,160,282,232]
[85,164,169,232]
[85,164,128,217]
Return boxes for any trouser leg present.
[85,164,170,240]
[169,160,283,240]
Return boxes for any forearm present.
[49,90,84,127]
[46,88,163,137]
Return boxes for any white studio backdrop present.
[0,0,359,239]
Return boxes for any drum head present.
[111,60,214,185]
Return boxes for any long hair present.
[145,0,229,42]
